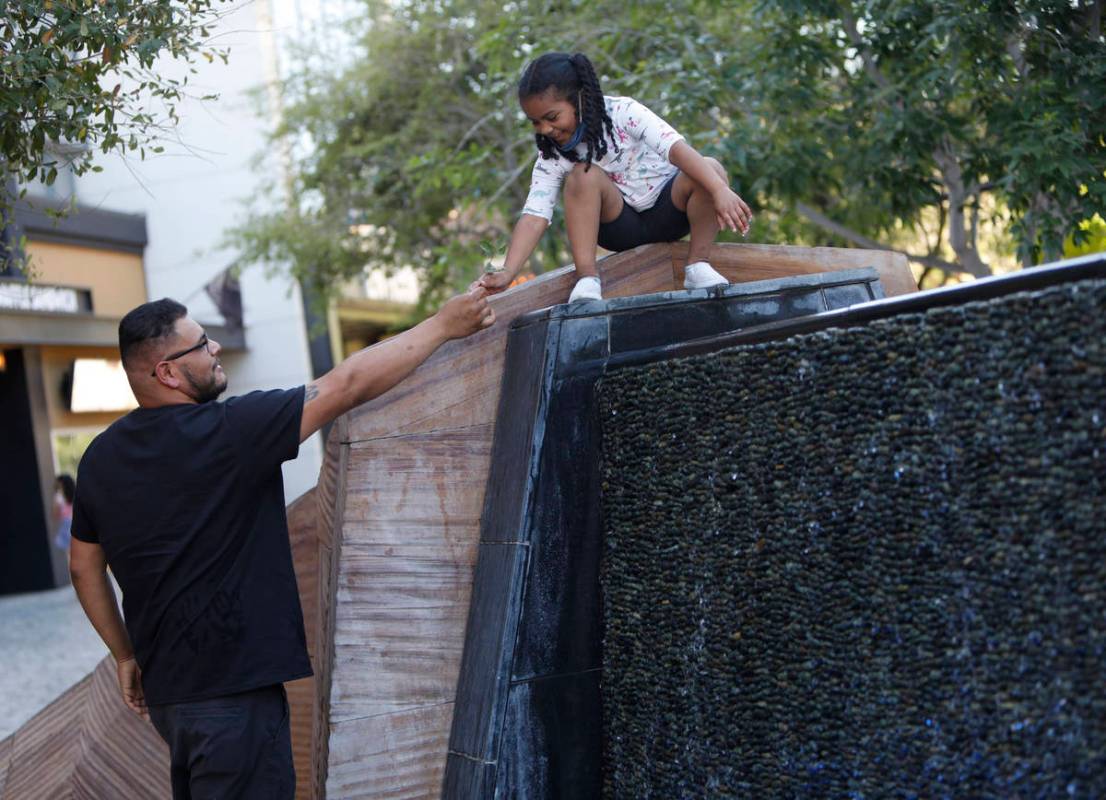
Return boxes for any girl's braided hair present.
[518,52,617,170]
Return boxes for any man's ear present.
[153,362,181,389]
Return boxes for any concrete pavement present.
[0,583,113,740]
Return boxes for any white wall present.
[73,0,323,502]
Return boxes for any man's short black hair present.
[119,298,188,370]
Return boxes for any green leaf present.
[214,0,1106,300]
[1,0,227,220]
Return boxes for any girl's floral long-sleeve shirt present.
[521,95,684,222]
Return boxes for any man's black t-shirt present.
[71,388,313,706]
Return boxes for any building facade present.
[0,199,245,594]
[1,0,422,596]
[1,1,323,595]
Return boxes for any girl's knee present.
[704,157,727,182]
[564,162,600,193]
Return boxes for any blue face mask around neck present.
[557,120,587,153]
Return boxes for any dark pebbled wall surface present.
[598,278,1106,799]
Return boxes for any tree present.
[1065,213,1106,258]
[230,0,753,311]
[732,0,1106,276]
[1,0,229,212]
[230,0,1105,310]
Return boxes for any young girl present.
[478,51,752,302]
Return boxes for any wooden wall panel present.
[1,659,169,800]
[342,429,492,547]
[330,542,477,720]
[670,241,917,297]
[287,488,322,800]
[325,704,455,799]
[326,430,490,749]
[312,425,349,799]
[76,663,171,795]
[2,677,85,799]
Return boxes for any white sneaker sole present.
[684,276,729,290]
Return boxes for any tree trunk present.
[1087,0,1103,41]
[933,140,991,278]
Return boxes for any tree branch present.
[794,200,973,275]
[479,157,533,213]
[452,110,498,154]
[840,8,892,92]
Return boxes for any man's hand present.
[299,285,497,441]
[116,655,148,719]
[436,285,496,338]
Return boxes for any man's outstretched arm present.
[70,539,147,718]
[300,286,495,442]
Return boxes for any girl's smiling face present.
[521,90,578,146]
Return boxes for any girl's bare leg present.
[562,162,624,280]
[671,157,729,265]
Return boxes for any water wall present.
[446,269,887,796]
[599,268,1106,797]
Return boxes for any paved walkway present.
[0,583,113,740]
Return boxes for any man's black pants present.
[148,684,294,799]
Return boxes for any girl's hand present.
[473,270,514,295]
[712,186,753,236]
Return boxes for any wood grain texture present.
[342,428,493,548]
[328,430,490,722]
[1,658,170,800]
[325,703,455,800]
[344,244,673,442]
[313,424,350,799]
[670,241,917,297]
[287,488,323,800]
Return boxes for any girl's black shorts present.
[597,173,690,253]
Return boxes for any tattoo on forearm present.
[305,383,320,403]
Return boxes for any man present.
[69,288,494,798]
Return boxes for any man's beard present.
[181,363,227,404]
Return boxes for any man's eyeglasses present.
[151,334,211,377]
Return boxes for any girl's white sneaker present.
[568,276,603,302]
[684,261,728,289]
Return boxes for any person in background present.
[69,288,494,799]
[53,473,75,551]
